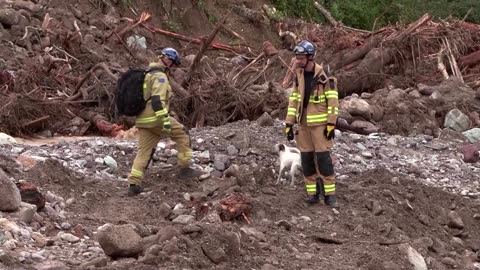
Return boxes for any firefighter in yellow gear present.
[285,40,339,206]
[127,47,202,196]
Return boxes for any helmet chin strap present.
[161,58,172,68]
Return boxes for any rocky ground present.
[1,117,480,270]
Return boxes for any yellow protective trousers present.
[127,117,192,185]
[297,120,336,196]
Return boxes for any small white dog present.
[274,143,303,186]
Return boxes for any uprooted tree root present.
[0,93,68,136]
[171,66,288,128]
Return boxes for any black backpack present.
[115,68,163,116]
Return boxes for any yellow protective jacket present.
[135,62,171,128]
[285,63,339,126]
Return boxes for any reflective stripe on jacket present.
[135,62,171,128]
[285,63,339,126]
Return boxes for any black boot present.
[305,194,319,205]
[128,184,144,197]
[179,167,203,179]
[324,195,337,207]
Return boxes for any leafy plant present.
[271,0,480,30]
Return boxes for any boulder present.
[97,224,143,258]
[343,98,372,120]
[0,169,21,211]
[462,128,480,143]
[444,109,471,132]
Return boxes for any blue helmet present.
[294,40,316,56]
[161,47,181,65]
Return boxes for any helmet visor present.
[294,45,307,54]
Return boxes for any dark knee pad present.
[301,152,316,176]
[316,151,334,176]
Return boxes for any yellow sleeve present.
[149,72,170,118]
[285,82,299,125]
[325,77,339,125]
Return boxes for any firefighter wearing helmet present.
[126,47,202,196]
[285,40,339,206]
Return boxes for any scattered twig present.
[52,45,79,62]
[113,31,136,59]
[69,63,117,100]
[233,41,277,82]
[22,116,50,128]
[20,26,42,41]
[462,8,473,22]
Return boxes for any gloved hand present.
[162,117,172,134]
[285,124,294,141]
[324,124,335,140]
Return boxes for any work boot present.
[128,184,144,197]
[305,194,319,205]
[178,167,203,180]
[324,195,337,207]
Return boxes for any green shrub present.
[271,0,480,30]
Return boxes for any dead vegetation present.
[0,0,479,137]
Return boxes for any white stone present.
[0,133,17,145]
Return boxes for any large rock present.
[399,244,427,270]
[462,128,480,143]
[350,120,379,134]
[16,182,46,210]
[444,109,471,132]
[342,98,372,120]
[0,9,21,27]
[387,89,406,102]
[0,132,17,145]
[0,169,21,211]
[256,112,274,126]
[97,224,143,258]
[13,1,42,13]
[460,144,479,163]
[447,211,464,229]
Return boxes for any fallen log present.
[78,110,124,137]
[140,24,239,53]
[386,13,432,41]
[333,14,432,96]
[328,14,431,72]
[329,37,382,71]
[336,48,396,97]
[459,50,480,68]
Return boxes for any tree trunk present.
[459,50,480,68]
[336,48,396,97]
[329,37,382,71]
